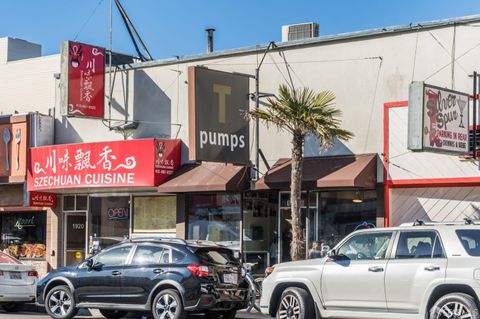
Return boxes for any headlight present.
[265,266,275,277]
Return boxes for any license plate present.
[9,272,22,280]
[223,273,238,284]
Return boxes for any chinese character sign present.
[27,139,181,191]
[29,192,57,207]
[67,41,105,118]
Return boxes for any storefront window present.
[0,212,46,259]
[133,196,176,233]
[242,192,278,274]
[187,194,241,251]
[317,190,377,248]
[90,197,130,249]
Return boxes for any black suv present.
[36,238,248,319]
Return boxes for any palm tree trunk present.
[290,131,304,261]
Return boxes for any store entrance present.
[64,213,86,266]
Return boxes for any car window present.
[395,231,444,259]
[195,248,238,265]
[0,252,20,264]
[337,232,392,260]
[457,230,480,256]
[132,245,165,265]
[95,245,132,267]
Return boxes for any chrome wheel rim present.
[436,301,472,319]
[48,290,72,317]
[155,293,178,319]
[278,294,300,319]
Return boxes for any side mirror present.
[327,250,337,260]
[85,258,94,270]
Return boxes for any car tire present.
[152,289,186,319]
[45,285,78,319]
[221,309,237,319]
[1,302,24,312]
[429,292,480,319]
[276,287,314,319]
[99,309,128,319]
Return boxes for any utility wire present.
[427,30,468,76]
[424,40,480,82]
[411,27,420,82]
[73,0,105,41]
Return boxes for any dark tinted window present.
[95,245,132,267]
[195,249,238,266]
[456,230,480,256]
[396,231,444,259]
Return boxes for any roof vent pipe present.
[206,28,215,53]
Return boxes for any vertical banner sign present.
[408,82,469,154]
[67,41,105,118]
[188,67,250,164]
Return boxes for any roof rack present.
[122,237,188,245]
[400,218,480,227]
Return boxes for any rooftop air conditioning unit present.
[281,22,319,42]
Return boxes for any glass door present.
[64,213,86,266]
[278,192,312,262]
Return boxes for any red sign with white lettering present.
[67,41,105,118]
[29,192,57,207]
[27,139,181,191]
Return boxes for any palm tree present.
[249,84,353,261]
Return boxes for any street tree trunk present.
[290,131,304,261]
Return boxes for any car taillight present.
[28,271,38,278]
[187,264,209,278]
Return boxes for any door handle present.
[153,269,166,274]
[368,266,384,272]
[111,270,122,276]
[424,266,441,272]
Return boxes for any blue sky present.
[1,1,478,59]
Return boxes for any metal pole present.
[255,67,260,180]
[472,72,478,160]
[108,0,113,125]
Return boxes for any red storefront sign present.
[67,41,105,118]
[27,139,181,191]
[29,192,57,207]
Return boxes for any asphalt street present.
[0,309,268,319]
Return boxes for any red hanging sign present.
[29,192,57,207]
[67,41,105,118]
[27,139,181,191]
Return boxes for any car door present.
[74,244,133,304]
[321,231,394,311]
[385,230,447,313]
[121,244,182,305]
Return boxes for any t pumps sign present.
[27,139,181,191]
[408,82,469,154]
[188,67,250,164]
[61,41,105,118]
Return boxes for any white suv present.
[260,221,480,319]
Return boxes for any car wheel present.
[152,289,186,319]
[276,287,314,319]
[99,309,128,319]
[45,285,78,319]
[430,293,480,319]
[221,309,237,319]
[1,302,24,312]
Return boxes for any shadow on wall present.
[54,116,84,145]
[132,70,171,139]
[304,135,354,157]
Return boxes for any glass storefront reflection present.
[187,194,241,251]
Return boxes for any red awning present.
[256,154,377,190]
